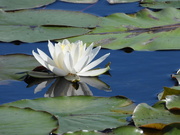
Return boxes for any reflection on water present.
[24,76,111,97]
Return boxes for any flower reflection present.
[24,76,111,97]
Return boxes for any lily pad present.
[158,87,180,100]
[0,9,99,42]
[0,0,55,11]
[4,96,135,134]
[0,106,58,135]
[0,54,39,81]
[162,123,180,135]
[140,0,180,9]
[60,0,98,3]
[65,7,180,51]
[172,72,180,85]
[132,103,180,130]
[107,0,139,4]
[165,95,180,110]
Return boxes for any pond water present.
[0,1,179,106]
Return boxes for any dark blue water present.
[0,1,178,105]
[45,0,143,16]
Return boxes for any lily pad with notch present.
[0,54,39,81]
[3,96,135,134]
[65,7,180,51]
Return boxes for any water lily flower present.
[32,39,110,82]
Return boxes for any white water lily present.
[32,39,110,82]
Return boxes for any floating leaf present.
[165,95,180,111]
[172,72,180,85]
[60,0,98,3]
[158,87,180,100]
[132,103,180,130]
[0,106,58,135]
[0,54,39,81]
[0,9,99,42]
[65,8,180,51]
[162,123,180,135]
[152,100,167,110]
[107,0,139,4]
[4,96,135,134]
[0,0,56,11]
[140,0,180,9]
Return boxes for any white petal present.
[32,50,49,69]
[81,43,94,58]
[79,53,110,73]
[37,48,55,66]
[47,64,67,76]
[53,44,63,68]
[87,46,101,64]
[62,39,70,45]
[54,43,62,57]
[48,40,55,59]
[77,66,110,76]
[73,44,80,64]
[74,56,89,72]
[63,52,75,73]
[57,53,69,73]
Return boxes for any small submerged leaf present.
[165,95,180,111]
[158,87,180,100]
[0,54,39,81]
[0,0,56,11]
[132,103,180,130]
[4,96,135,134]
[0,106,58,135]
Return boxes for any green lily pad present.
[65,7,180,51]
[172,72,180,85]
[152,100,167,110]
[158,87,180,100]
[4,96,135,134]
[140,0,180,9]
[0,9,99,42]
[132,103,180,130]
[60,0,98,3]
[107,0,139,4]
[0,54,39,81]
[63,126,143,135]
[162,123,180,135]
[0,0,55,11]
[165,95,180,110]
[0,106,58,135]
